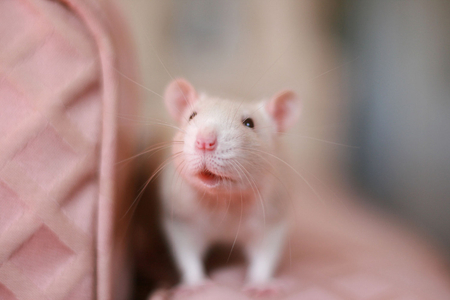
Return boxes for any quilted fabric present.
[0,0,139,299]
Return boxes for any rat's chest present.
[187,205,265,243]
[166,189,266,243]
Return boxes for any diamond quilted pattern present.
[9,225,75,290]
[0,81,34,138]
[0,0,41,56]
[0,180,26,235]
[64,275,94,300]
[0,283,18,300]
[66,83,102,143]
[8,33,87,104]
[13,124,78,191]
[62,179,98,234]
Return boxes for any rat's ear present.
[164,78,198,122]
[265,90,300,132]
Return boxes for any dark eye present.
[243,118,254,128]
[189,111,197,121]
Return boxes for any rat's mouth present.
[197,169,233,187]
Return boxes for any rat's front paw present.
[243,279,292,298]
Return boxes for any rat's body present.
[160,79,300,292]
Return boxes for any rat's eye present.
[189,111,197,121]
[243,118,254,129]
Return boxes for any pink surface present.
[0,0,138,299]
[147,190,450,300]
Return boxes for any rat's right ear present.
[164,79,198,122]
[265,90,301,133]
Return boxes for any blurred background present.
[116,0,450,272]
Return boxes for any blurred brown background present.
[116,0,450,279]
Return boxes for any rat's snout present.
[195,128,217,152]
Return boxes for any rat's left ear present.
[164,78,198,123]
[265,90,301,132]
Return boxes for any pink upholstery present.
[0,0,139,299]
[148,189,450,300]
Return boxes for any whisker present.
[220,179,233,225]
[176,159,189,199]
[249,102,267,116]
[226,160,248,261]
[117,115,186,133]
[196,188,208,212]
[115,141,183,165]
[111,65,164,99]
[249,42,294,92]
[228,190,243,264]
[240,147,325,205]
[170,158,187,220]
[214,194,220,215]
[243,150,297,215]
[175,159,190,219]
[234,160,266,231]
[121,151,183,220]
[277,132,359,148]
[143,35,194,123]
[300,55,360,87]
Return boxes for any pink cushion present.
[0,0,139,299]
[148,190,450,300]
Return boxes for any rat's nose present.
[195,130,217,151]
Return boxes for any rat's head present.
[164,79,300,195]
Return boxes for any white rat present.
[160,78,300,295]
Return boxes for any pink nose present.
[195,131,217,151]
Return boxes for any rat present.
[159,78,300,296]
